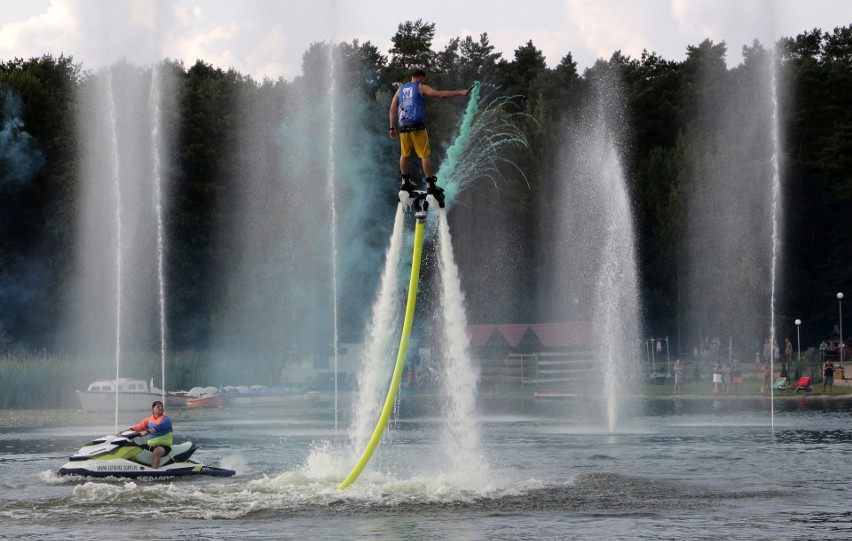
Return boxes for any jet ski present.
[58,431,235,479]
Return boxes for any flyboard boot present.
[398,174,416,205]
[426,176,445,208]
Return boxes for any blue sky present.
[0,0,850,80]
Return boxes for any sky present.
[0,0,849,81]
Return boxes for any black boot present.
[426,176,445,208]
[398,174,415,204]
[400,174,415,193]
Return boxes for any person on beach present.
[731,359,743,395]
[823,359,835,393]
[673,359,684,395]
[389,68,470,198]
[712,362,722,394]
[122,400,172,469]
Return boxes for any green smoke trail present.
[436,83,532,212]
[437,81,480,208]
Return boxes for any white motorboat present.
[75,378,165,412]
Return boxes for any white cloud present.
[564,0,680,67]
[243,25,293,80]
[170,22,242,69]
[0,0,850,80]
[670,0,776,57]
[0,0,80,58]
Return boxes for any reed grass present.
[0,352,86,408]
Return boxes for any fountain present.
[150,65,168,402]
[6,7,843,539]
[768,49,782,425]
[324,44,341,436]
[683,44,782,420]
[67,62,173,424]
[208,42,392,387]
[105,69,123,427]
[58,19,784,497]
[550,67,641,431]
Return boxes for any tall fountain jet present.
[211,42,391,386]
[551,69,641,431]
[683,43,781,396]
[68,62,174,409]
[767,48,783,427]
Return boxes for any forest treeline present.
[0,20,850,354]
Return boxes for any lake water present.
[2,396,851,540]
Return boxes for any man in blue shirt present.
[389,69,470,201]
[127,400,173,469]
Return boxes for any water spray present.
[105,70,123,433]
[338,194,429,490]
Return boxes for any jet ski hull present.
[58,459,235,478]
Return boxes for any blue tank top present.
[397,81,425,131]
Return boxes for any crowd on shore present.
[668,335,846,396]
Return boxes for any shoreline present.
[3,391,851,428]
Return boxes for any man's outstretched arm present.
[419,84,470,99]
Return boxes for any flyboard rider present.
[389,68,470,202]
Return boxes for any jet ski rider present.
[123,400,173,469]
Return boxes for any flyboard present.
[338,82,479,490]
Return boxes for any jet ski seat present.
[136,441,194,466]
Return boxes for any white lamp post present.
[838,292,844,369]
[795,319,801,377]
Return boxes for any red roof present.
[467,323,595,348]
[468,325,497,347]
[530,322,594,348]
[495,324,530,347]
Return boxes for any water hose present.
[338,209,426,489]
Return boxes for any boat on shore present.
[185,393,228,409]
[76,379,165,412]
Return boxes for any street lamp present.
[795,319,801,379]
[838,292,845,369]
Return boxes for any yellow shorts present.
[400,129,430,159]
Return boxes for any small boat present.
[226,385,302,406]
[164,390,189,408]
[186,393,228,409]
[76,378,165,412]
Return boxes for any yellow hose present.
[338,214,426,489]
